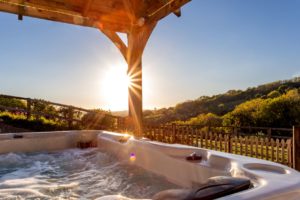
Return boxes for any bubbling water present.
[0,148,178,200]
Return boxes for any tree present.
[222,98,266,127]
[259,89,300,127]
[0,97,26,109]
[175,113,222,127]
[81,109,115,130]
[31,100,58,119]
[267,90,280,98]
[223,89,300,128]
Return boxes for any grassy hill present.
[144,77,300,127]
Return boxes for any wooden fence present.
[144,124,293,167]
[0,94,122,129]
[0,94,91,128]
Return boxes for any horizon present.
[1,0,300,111]
[2,75,299,113]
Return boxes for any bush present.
[0,112,72,131]
[81,110,116,130]
[0,97,26,109]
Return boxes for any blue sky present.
[0,0,300,111]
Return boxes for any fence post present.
[68,107,74,129]
[228,134,232,153]
[172,123,176,143]
[233,127,238,136]
[26,99,32,119]
[267,128,272,138]
[293,126,300,171]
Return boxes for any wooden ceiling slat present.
[0,0,191,32]
[82,0,93,16]
[0,1,91,25]
[122,0,135,21]
[27,0,83,13]
[146,0,191,23]
[0,0,131,32]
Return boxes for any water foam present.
[0,148,178,199]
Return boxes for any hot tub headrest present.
[153,176,251,200]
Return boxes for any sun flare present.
[101,63,131,111]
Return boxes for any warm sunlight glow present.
[101,63,131,111]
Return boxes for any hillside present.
[112,110,128,117]
[1,77,299,130]
[144,77,300,127]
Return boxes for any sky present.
[0,0,300,111]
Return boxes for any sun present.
[101,63,131,111]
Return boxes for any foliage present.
[0,97,26,109]
[0,112,72,131]
[0,96,118,131]
[174,113,222,127]
[223,89,300,128]
[81,109,116,130]
[144,77,300,128]
[222,98,266,127]
[267,90,281,98]
[31,100,59,120]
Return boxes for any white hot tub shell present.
[0,130,299,200]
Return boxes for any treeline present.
[144,77,300,128]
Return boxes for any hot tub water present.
[0,148,178,199]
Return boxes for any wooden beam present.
[0,0,130,32]
[122,0,148,28]
[17,0,24,20]
[122,0,135,21]
[146,0,191,23]
[173,8,181,17]
[0,0,191,31]
[99,28,128,61]
[82,0,93,17]
[127,22,156,136]
[123,0,145,17]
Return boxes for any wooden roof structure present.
[0,0,191,136]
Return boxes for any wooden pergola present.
[0,0,191,136]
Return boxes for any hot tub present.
[0,130,299,199]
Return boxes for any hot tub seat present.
[153,176,251,200]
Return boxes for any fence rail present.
[0,94,90,128]
[0,94,122,129]
[144,124,293,167]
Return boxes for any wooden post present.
[172,123,176,143]
[127,34,143,136]
[293,126,300,170]
[68,107,74,129]
[26,99,31,119]
[233,127,238,136]
[267,128,272,138]
[228,134,232,153]
[100,22,156,137]
[127,24,156,137]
